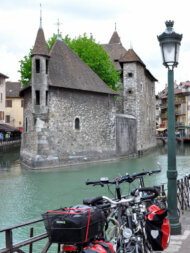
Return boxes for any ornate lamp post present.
[157,21,182,235]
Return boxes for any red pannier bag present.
[83,240,115,253]
[145,205,170,251]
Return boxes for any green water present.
[0,144,190,251]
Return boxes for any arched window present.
[75,118,80,130]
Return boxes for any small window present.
[46,59,49,74]
[0,93,3,102]
[35,59,40,73]
[21,100,24,107]
[6,100,12,107]
[46,91,48,106]
[26,118,28,132]
[75,118,80,130]
[128,72,133,78]
[127,89,133,95]
[5,115,10,123]
[35,90,40,105]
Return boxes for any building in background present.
[0,73,9,123]
[5,82,23,130]
[157,81,190,138]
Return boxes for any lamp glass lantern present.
[157,21,182,68]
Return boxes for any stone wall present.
[122,62,156,152]
[47,88,116,163]
[116,114,136,156]
[20,87,117,168]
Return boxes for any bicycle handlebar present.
[86,164,162,187]
[130,187,159,201]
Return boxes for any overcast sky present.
[0,0,190,93]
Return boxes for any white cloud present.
[0,0,190,93]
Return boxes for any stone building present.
[103,30,157,152]
[20,25,157,168]
[20,27,137,168]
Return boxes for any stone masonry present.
[122,62,156,152]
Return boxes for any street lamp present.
[158,21,182,235]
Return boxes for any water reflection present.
[0,147,21,177]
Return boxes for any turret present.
[31,27,49,119]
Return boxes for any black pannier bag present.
[145,205,170,251]
[42,204,105,244]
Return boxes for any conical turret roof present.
[32,28,49,57]
[120,49,145,66]
[109,31,121,44]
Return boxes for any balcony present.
[175,97,185,105]
[175,109,186,116]
[160,103,167,109]
[176,122,185,128]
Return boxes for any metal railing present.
[0,218,60,253]
[177,175,190,215]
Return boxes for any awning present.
[0,123,20,133]
[156,128,167,132]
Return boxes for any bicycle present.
[83,188,158,253]
[85,174,160,253]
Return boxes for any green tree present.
[19,34,120,91]
[18,48,32,86]
[68,34,120,91]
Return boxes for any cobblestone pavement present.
[164,210,190,253]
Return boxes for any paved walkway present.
[165,210,190,252]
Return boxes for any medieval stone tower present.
[103,30,157,153]
[31,27,50,157]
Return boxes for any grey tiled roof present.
[48,39,118,95]
[120,49,145,66]
[32,28,49,57]
[0,73,9,78]
[102,44,127,71]
[6,82,23,98]
[109,31,121,44]
[102,31,127,71]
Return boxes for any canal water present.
[0,144,190,251]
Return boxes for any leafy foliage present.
[68,34,120,91]
[19,33,120,91]
[18,48,32,86]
